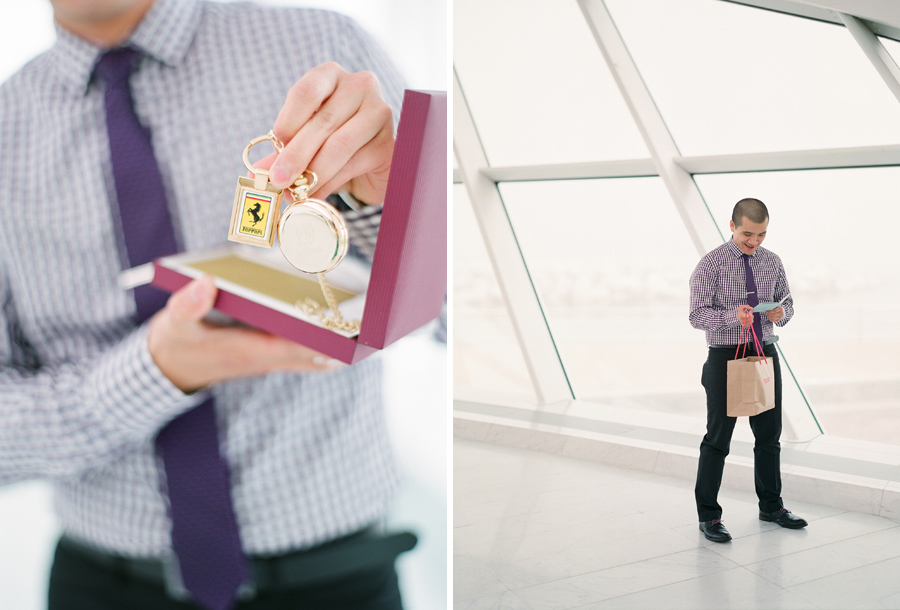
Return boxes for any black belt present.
[710,335,779,349]
[59,527,417,601]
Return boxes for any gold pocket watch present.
[276,171,348,274]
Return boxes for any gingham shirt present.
[0,0,405,557]
[689,239,794,346]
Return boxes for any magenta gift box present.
[151,90,447,364]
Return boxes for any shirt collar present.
[47,0,202,95]
[726,238,752,258]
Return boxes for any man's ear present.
[729,219,735,233]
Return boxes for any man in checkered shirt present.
[0,0,420,607]
[689,198,808,543]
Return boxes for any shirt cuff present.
[342,205,382,261]
[726,308,740,328]
[85,325,198,434]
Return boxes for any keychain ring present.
[242,134,279,175]
[265,131,318,194]
[243,134,320,195]
[294,170,318,193]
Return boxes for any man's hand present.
[766,306,784,324]
[148,276,339,393]
[265,62,394,205]
[737,304,753,327]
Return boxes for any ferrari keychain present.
[228,132,359,333]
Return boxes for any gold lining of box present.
[187,254,357,307]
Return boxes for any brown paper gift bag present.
[726,325,775,417]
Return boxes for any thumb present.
[165,275,217,324]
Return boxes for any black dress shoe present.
[699,519,732,543]
[759,507,808,529]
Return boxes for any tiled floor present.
[454,438,900,610]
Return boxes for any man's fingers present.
[738,305,752,326]
[307,107,383,184]
[165,275,217,324]
[270,63,348,188]
[248,151,277,175]
[208,327,342,377]
[270,87,367,189]
[268,63,391,198]
[311,123,393,201]
[311,114,394,197]
[148,275,346,392]
[271,63,342,146]
[151,318,341,392]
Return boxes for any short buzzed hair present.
[732,198,769,227]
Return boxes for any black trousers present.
[695,342,784,522]
[48,538,404,610]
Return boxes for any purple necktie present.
[742,253,764,349]
[95,48,249,610]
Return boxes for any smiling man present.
[688,198,807,543]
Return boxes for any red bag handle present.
[734,317,768,364]
[735,324,748,359]
[750,324,767,363]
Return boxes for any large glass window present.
[453,184,537,402]
[605,0,900,155]
[454,0,648,166]
[454,1,900,447]
[499,177,708,411]
[696,168,900,444]
[880,36,900,69]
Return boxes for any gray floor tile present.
[513,547,739,610]
[580,566,821,610]
[851,590,900,609]
[454,590,531,610]
[495,528,698,590]
[785,556,900,609]
[745,525,900,587]
[705,511,900,566]
[454,565,509,602]
[458,510,669,564]
[454,439,900,610]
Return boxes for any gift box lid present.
[356,89,447,350]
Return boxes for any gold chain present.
[266,132,360,334]
[296,273,361,334]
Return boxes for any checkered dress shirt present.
[0,0,405,557]
[689,239,794,346]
